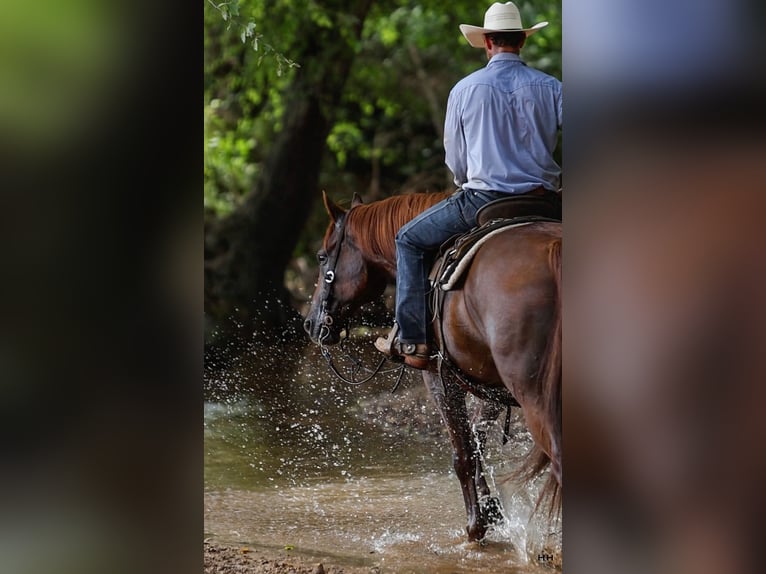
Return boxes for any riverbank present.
[204,540,376,574]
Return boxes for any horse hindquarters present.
[445,225,562,509]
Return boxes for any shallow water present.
[204,340,561,572]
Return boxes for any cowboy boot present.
[374,324,431,370]
[399,342,431,370]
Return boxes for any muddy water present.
[204,339,561,572]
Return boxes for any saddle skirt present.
[432,218,539,291]
[431,189,561,292]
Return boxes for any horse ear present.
[351,192,364,208]
[322,190,346,223]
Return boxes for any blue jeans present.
[395,188,505,344]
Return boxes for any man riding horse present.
[374,1,562,369]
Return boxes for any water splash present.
[471,404,562,565]
[371,527,422,552]
[205,341,561,571]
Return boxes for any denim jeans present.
[395,188,505,344]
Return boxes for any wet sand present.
[204,540,374,574]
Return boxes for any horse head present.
[303,191,387,345]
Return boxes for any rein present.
[318,328,406,390]
[317,211,407,391]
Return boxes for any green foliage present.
[204,0,307,216]
[323,1,561,193]
[204,99,258,215]
[207,0,301,75]
[327,122,364,168]
[204,0,562,223]
[518,0,562,75]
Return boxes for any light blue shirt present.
[444,52,562,194]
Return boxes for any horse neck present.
[347,191,451,275]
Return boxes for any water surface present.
[204,340,561,572]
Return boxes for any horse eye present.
[317,252,327,264]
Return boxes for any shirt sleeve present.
[443,88,467,187]
[556,81,563,129]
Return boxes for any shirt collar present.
[487,52,524,67]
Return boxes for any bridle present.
[315,211,405,388]
[317,214,347,345]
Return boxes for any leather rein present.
[317,212,405,388]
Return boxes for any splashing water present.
[467,399,562,565]
[205,340,561,572]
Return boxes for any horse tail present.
[515,237,562,518]
[541,237,562,515]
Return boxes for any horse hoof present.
[466,523,487,543]
[482,496,505,525]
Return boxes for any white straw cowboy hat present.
[459,2,548,48]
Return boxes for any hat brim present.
[459,21,548,48]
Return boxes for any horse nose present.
[303,318,313,335]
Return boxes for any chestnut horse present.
[303,190,561,541]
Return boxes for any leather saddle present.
[432,191,562,291]
[475,190,561,226]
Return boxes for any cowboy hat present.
[459,2,548,48]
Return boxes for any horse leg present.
[422,370,488,541]
[470,399,506,524]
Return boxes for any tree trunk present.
[205,1,375,357]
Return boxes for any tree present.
[204,0,376,356]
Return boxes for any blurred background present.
[1,0,200,573]
[3,0,766,572]
[564,1,766,573]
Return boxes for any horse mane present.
[345,191,452,267]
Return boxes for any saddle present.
[431,191,562,291]
[475,190,561,226]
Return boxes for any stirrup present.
[373,323,400,356]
